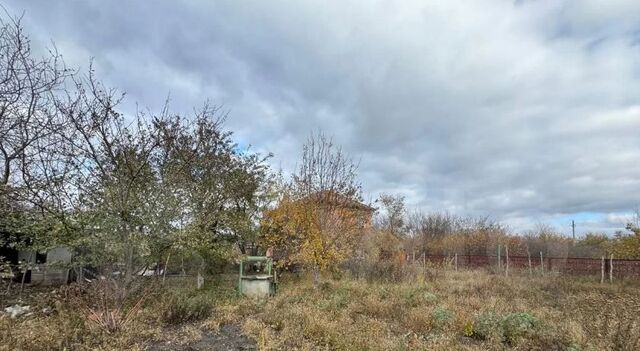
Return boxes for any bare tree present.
[293,131,361,202]
[625,208,640,236]
[375,193,407,238]
[292,131,367,286]
[0,13,69,190]
[0,12,72,274]
[408,210,458,253]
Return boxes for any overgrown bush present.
[159,292,213,325]
[401,284,430,307]
[471,312,503,341]
[0,305,95,351]
[471,311,538,345]
[423,291,438,303]
[63,278,156,334]
[576,296,640,350]
[431,306,453,329]
[501,312,538,344]
[343,249,421,283]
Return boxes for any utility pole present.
[571,220,576,240]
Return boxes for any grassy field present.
[240,270,640,350]
[2,269,640,350]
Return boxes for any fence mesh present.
[414,254,640,277]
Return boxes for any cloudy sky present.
[5,0,640,235]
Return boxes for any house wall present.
[29,247,72,285]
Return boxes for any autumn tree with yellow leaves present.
[261,132,372,286]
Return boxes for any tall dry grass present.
[240,267,640,350]
[2,269,639,350]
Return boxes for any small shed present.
[0,241,72,285]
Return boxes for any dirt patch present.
[147,324,257,351]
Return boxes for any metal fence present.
[415,254,640,278]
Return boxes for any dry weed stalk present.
[71,277,158,333]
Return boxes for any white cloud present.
[5,0,640,233]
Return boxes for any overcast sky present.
[5,0,640,235]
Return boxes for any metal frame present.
[238,256,275,295]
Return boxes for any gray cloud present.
[5,0,640,234]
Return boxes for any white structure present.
[23,247,72,285]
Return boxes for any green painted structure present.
[238,256,277,298]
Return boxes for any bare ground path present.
[146,324,257,351]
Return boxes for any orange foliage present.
[261,193,370,271]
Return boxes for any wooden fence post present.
[609,254,613,283]
[454,253,458,272]
[505,246,509,277]
[383,253,629,279]
[600,255,605,284]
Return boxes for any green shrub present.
[318,281,330,291]
[501,312,538,344]
[331,269,344,281]
[378,286,391,300]
[565,343,582,351]
[431,307,453,329]
[317,292,349,311]
[401,284,429,307]
[472,312,503,341]
[423,292,438,303]
[159,292,213,325]
[472,312,539,345]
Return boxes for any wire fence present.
[413,254,640,278]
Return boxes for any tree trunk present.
[162,252,171,284]
[125,244,134,282]
[6,265,13,294]
[19,251,34,298]
[121,220,134,286]
[197,271,204,289]
[196,257,205,289]
[313,268,321,288]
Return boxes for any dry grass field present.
[239,269,640,350]
[2,269,640,350]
